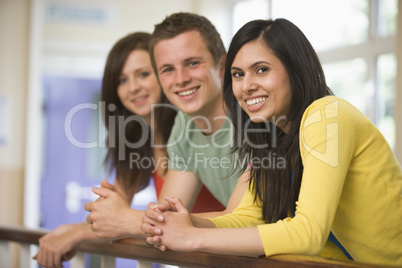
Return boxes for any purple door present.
[41,75,105,229]
[40,75,158,268]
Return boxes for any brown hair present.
[149,12,226,75]
[102,32,177,195]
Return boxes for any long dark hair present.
[102,32,177,195]
[224,19,333,223]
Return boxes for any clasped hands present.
[141,196,196,252]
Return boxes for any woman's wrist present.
[189,227,207,251]
[74,222,97,242]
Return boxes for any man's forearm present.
[123,209,147,239]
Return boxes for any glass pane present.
[377,53,396,149]
[232,0,269,35]
[377,0,397,36]
[323,58,367,114]
[271,0,369,52]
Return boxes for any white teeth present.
[246,97,267,106]
[178,88,196,96]
[134,96,146,102]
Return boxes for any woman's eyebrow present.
[251,61,270,68]
[231,61,270,71]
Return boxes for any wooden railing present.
[0,225,396,268]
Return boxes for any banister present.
[0,225,395,268]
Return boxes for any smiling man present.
[148,12,244,207]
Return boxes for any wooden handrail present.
[0,225,396,268]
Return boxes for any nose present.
[175,67,191,86]
[128,77,141,93]
[241,74,257,93]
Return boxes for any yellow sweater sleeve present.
[208,184,265,228]
[208,185,349,260]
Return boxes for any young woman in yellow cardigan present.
[142,18,402,266]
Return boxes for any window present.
[271,0,369,52]
[232,0,269,35]
[323,58,367,114]
[378,0,398,36]
[377,53,396,147]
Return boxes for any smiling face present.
[153,30,223,118]
[117,49,162,121]
[231,39,292,131]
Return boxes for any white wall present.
[38,0,239,79]
[0,0,29,225]
[0,0,29,169]
[41,0,196,78]
[0,0,30,266]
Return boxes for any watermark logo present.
[63,102,281,152]
[62,101,290,172]
[301,100,339,167]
